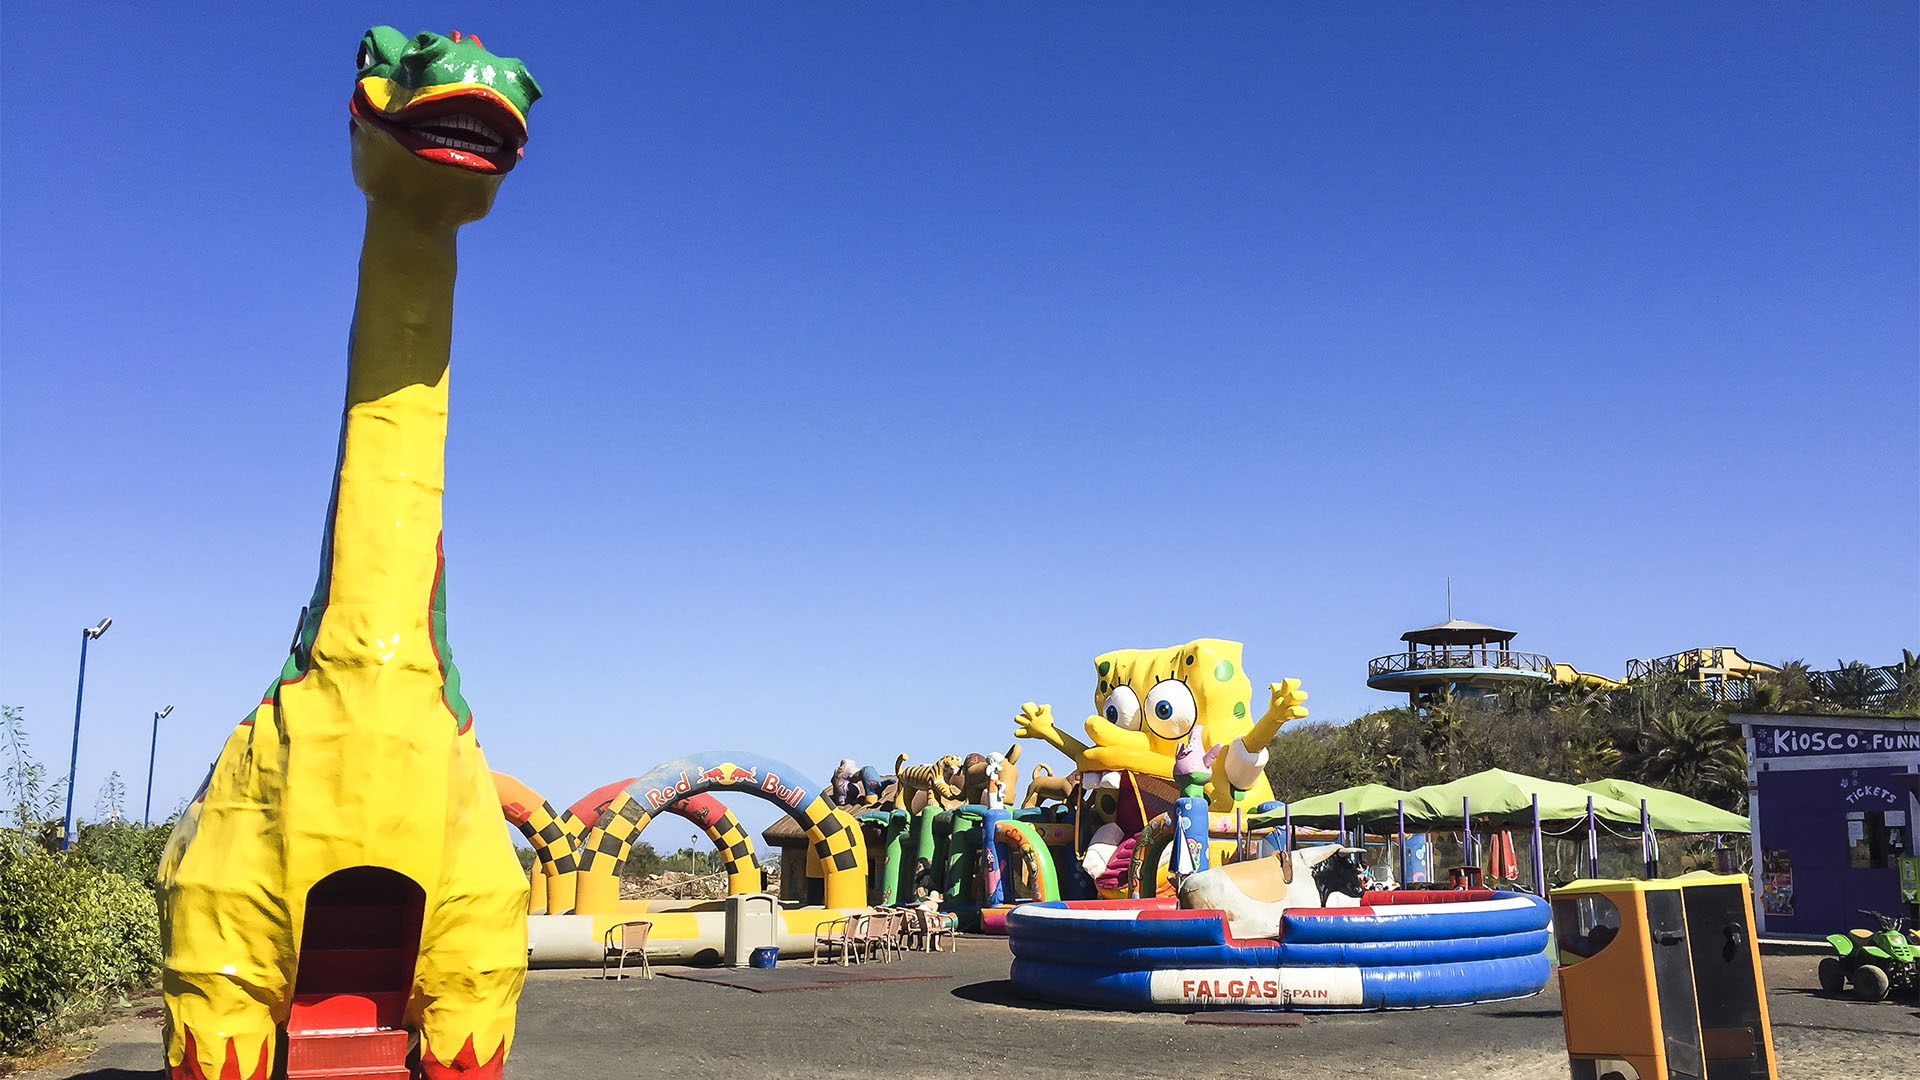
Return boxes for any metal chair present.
[810,916,855,965]
[900,906,931,951]
[842,913,876,965]
[602,919,653,980]
[885,907,917,958]
[917,907,957,953]
[864,910,902,963]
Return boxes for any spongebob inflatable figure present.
[1015,639,1307,894]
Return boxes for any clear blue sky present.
[3,4,1915,850]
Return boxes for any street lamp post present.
[144,705,173,825]
[62,617,112,851]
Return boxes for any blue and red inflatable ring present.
[1006,889,1552,1011]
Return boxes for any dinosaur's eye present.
[1101,686,1141,731]
[1144,679,1197,740]
[357,42,376,71]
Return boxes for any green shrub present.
[0,706,165,1054]
[0,845,162,1052]
[621,840,663,880]
[70,819,174,884]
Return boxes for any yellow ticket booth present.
[1551,873,1776,1080]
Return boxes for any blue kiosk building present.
[1737,712,1920,937]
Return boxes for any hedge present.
[0,842,162,1053]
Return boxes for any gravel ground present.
[20,943,1917,1079]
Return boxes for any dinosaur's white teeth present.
[422,113,506,142]
[406,113,509,154]
[411,129,504,153]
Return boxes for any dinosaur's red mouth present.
[351,85,527,174]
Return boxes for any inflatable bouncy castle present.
[1002,640,1554,1011]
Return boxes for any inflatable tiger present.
[894,753,965,812]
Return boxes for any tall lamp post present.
[144,705,173,825]
[62,617,113,851]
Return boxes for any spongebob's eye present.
[1144,679,1197,740]
[1101,686,1141,731]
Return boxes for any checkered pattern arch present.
[792,794,868,877]
[697,811,757,884]
[578,790,654,876]
[507,797,577,875]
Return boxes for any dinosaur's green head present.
[349,27,542,177]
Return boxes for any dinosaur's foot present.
[421,1034,506,1079]
[169,1030,270,1080]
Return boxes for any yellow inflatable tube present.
[524,905,864,967]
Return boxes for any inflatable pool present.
[1007,889,1552,1011]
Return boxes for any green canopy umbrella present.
[1248,784,1411,830]
[1578,778,1750,835]
[1403,769,1644,827]
[1399,769,1649,894]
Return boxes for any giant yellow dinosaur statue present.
[156,27,542,1080]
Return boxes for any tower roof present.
[1400,618,1518,646]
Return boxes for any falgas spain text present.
[1147,967,1362,1006]
[1179,978,1330,1004]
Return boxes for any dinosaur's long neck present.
[296,199,472,728]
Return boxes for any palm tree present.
[1420,693,1468,780]
[1894,650,1920,715]
[1621,707,1741,805]
[1561,726,1623,784]
[1825,659,1885,711]
[1497,680,1553,715]
[1704,745,1750,813]
[1336,711,1406,787]
[1757,659,1814,713]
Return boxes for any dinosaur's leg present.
[165,985,275,1080]
[414,741,529,1079]
[159,702,293,1080]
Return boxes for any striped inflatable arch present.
[1007,889,1551,1011]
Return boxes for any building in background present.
[1736,713,1919,937]
[1364,614,1810,713]
[1625,647,1779,704]
[1364,617,1620,711]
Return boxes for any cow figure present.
[1175,844,1369,939]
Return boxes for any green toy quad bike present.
[1819,909,1918,1001]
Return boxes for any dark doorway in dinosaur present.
[292,866,424,1033]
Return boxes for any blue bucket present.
[750,947,779,969]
